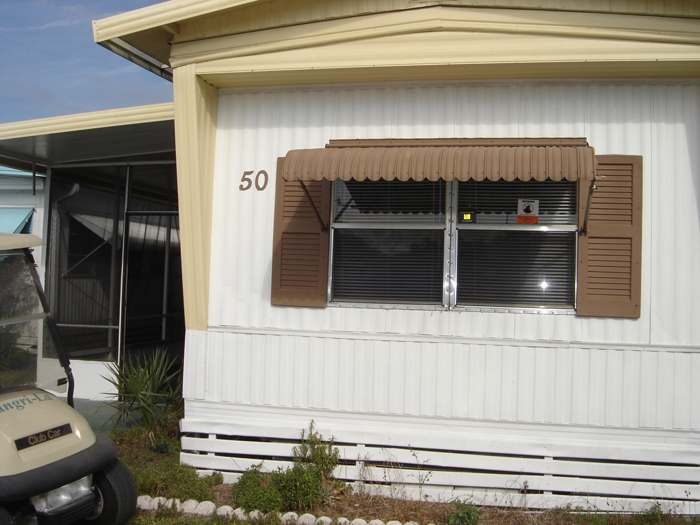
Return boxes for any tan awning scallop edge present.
[282,145,596,182]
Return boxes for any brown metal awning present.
[282,144,596,182]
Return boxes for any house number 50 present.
[240,170,268,191]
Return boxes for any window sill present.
[327,302,576,315]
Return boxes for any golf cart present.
[0,233,136,525]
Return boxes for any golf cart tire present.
[81,460,136,525]
[0,507,14,525]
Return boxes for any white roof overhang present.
[93,1,700,87]
[92,0,262,81]
[0,103,175,173]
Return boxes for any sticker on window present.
[517,199,539,224]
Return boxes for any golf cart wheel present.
[0,507,14,525]
[81,460,137,525]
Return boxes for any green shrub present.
[233,464,283,513]
[292,420,340,481]
[233,463,324,513]
[232,421,342,514]
[449,501,479,525]
[273,463,322,512]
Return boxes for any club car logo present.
[15,423,73,451]
[0,392,54,415]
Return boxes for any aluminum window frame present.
[328,179,578,310]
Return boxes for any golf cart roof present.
[0,232,43,251]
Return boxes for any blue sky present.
[0,0,172,124]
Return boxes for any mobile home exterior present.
[93,1,700,511]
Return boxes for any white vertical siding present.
[199,80,700,443]
[333,87,394,139]
[394,85,457,137]
[210,81,700,347]
[519,84,587,138]
[650,85,700,346]
[184,330,700,431]
[455,85,520,137]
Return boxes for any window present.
[330,179,577,309]
[456,179,577,308]
[332,179,445,304]
[271,140,642,318]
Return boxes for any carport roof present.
[0,103,175,174]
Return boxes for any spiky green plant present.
[103,346,183,430]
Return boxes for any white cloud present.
[0,19,81,34]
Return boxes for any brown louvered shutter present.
[577,155,642,318]
[271,158,331,307]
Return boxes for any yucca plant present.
[103,346,183,431]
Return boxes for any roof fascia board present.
[200,61,700,88]
[92,0,259,43]
[94,0,700,45]
[193,30,700,85]
[0,103,174,142]
[170,6,700,68]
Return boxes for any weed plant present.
[449,502,479,525]
[129,509,235,525]
[631,505,666,525]
[113,423,221,502]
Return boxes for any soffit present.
[0,104,175,171]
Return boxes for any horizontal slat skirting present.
[180,446,700,500]
[180,438,700,484]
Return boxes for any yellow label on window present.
[463,213,471,221]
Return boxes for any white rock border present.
[135,495,436,525]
